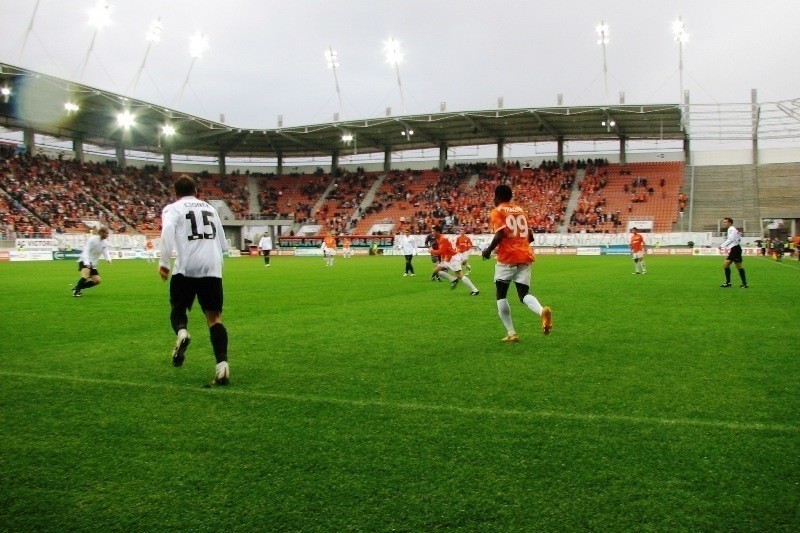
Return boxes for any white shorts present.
[324,247,336,256]
[443,255,464,272]
[494,262,532,286]
[632,251,644,260]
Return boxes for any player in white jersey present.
[718,217,748,288]
[159,175,230,385]
[258,232,273,267]
[72,227,112,297]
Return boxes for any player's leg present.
[495,279,517,341]
[169,274,193,367]
[721,258,732,287]
[83,273,101,289]
[198,277,228,385]
[73,264,91,295]
[735,260,747,287]
[514,264,552,335]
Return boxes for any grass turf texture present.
[1,254,798,531]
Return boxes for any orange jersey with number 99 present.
[490,202,534,264]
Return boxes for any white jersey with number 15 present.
[159,196,228,278]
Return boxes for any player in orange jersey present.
[144,238,156,263]
[341,235,353,259]
[482,185,551,340]
[431,226,479,295]
[629,227,647,274]
[321,231,337,267]
[455,228,474,275]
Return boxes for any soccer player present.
[455,228,474,275]
[719,217,748,288]
[159,175,230,386]
[72,226,112,297]
[482,185,552,341]
[630,227,647,274]
[258,231,273,267]
[342,235,353,259]
[144,239,156,263]
[431,226,479,295]
[425,229,442,281]
[321,231,337,267]
[397,228,417,276]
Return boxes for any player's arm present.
[158,207,177,280]
[103,243,113,264]
[214,209,229,254]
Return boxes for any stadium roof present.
[1,62,686,159]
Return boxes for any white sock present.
[522,294,543,316]
[439,271,456,282]
[640,260,647,272]
[461,276,477,291]
[497,299,515,334]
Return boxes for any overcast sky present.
[2,0,799,130]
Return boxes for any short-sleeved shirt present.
[630,233,645,253]
[323,236,337,249]
[159,196,228,279]
[455,235,473,253]
[435,235,457,262]
[490,202,534,265]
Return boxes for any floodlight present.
[162,124,176,136]
[64,102,80,112]
[384,38,403,65]
[117,110,135,128]
[325,49,339,69]
[146,18,163,43]
[189,32,208,59]
[341,133,353,143]
[1,87,10,96]
[595,21,609,45]
[88,1,112,30]
[672,18,688,43]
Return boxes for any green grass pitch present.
[1,253,798,531]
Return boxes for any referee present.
[719,217,748,288]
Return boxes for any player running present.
[159,175,230,386]
[321,231,337,267]
[630,227,647,274]
[482,184,552,341]
[72,226,112,297]
[431,226,479,295]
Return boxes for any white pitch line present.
[3,370,798,433]
[757,256,800,271]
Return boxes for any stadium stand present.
[569,161,684,233]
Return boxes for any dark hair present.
[494,184,513,203]
[724,217,733,225]
[174,175,196,197]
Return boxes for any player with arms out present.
[630,227,647,274]
[719,217,748,288]
[482,185,552,341]
[72,226,112,297]
[159,175,231,385]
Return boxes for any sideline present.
[3,370,798,434]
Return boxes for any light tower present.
[176,32,208,107]
[78,1,112,80]
[595,20,610,106]
[130,17,162,92]
[672,17,689,106]
[384,38,407,115]
[325,46,344,121]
